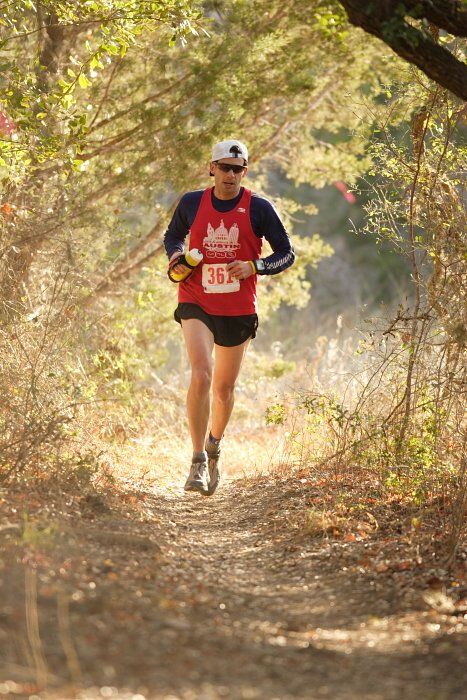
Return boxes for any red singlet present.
[179,187,262,315]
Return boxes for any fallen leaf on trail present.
[357,557,372,569]
[394,560,412,571]
[344,533,357,542]
[423,590,456,614]
[375,561,390,573]
[426,576,443,590]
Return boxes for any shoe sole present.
[207,464,220,496]
[206,482,219,496]
[184,482,209,495]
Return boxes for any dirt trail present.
[1,472,466,699]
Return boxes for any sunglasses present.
[215,162,247,174]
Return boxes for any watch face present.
[256,259,265,271]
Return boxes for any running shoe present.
[184,460,209,495]
[205,439,221,496]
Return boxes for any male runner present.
[164,139,294,496]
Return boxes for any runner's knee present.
[190,366,212,393]
[213,381,235,404]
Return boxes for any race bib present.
[202,263,240,294]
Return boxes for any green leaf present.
[78,74,92,88]
[62,94,74,108]
[89,55,104,70]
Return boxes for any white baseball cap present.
[211,139,248,164]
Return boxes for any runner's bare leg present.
[211,339,250,440]
[181,319,214,453]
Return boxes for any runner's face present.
[210,158,248,200]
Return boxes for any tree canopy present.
[1,0,401,317]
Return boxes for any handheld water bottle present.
[168,248,203,283]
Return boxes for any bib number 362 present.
[202,263,240,294]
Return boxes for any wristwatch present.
[254,259,265,273]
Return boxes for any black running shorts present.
[174,303,258,347]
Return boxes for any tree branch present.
[80,198,178,306]
[338,0,467,100]
[87,57,123,130]
[88,72,191,134]
[402,0,467,37]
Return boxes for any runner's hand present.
[168,252,189,275]
[226,260,255,281]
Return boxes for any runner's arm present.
[251,197,295,275]
[163,194,192,259]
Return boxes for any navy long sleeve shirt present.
[163,187,295,275]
